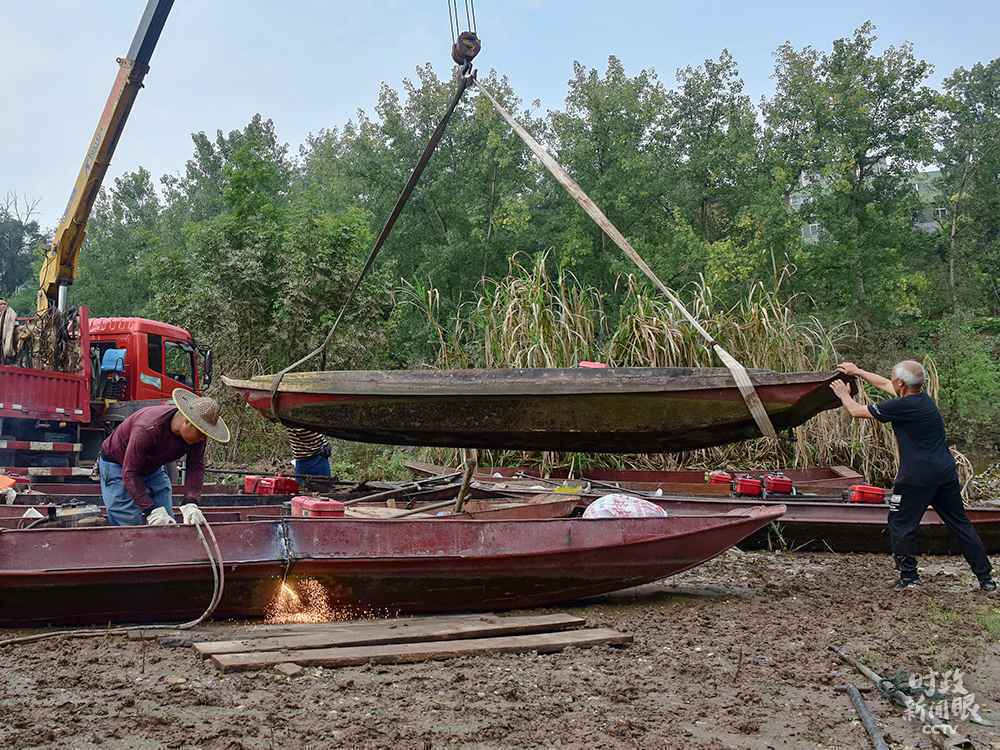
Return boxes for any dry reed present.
[410,253,925,487]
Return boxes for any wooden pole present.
[392,498,458,518]
[453,449,477,513]
[342,473,463,507]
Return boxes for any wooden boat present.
[222,367,853,453]
[408,461,866,496]
[0,507,783,625]
[649,497,1000,555]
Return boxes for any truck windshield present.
[164,340,195,388]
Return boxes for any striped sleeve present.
[286,427,328,459]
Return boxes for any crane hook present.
[452,31,481,67]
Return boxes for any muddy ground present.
[1,551,998,750]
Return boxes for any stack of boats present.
[2,366,996,625]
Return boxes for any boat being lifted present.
[223,367,853,453]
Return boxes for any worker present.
[287,426,332,479]
[830,360,995,592]
[98,389,230,526]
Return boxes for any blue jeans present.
[99,457,173,526]
[294,453,331,479]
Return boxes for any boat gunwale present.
[221,368,844,398]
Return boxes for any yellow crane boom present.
[37,0,174,313]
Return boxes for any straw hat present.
[172,388,231,443]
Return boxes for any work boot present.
[892,577,922,591]
[980,579,997,593]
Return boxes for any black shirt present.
[868,392,956,486]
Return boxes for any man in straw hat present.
[831,360,994,593]
[97,388,231,526]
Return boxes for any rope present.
[473,80,778,440]
[0,515,225,647]
[267,69,475,418]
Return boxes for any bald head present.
[892,360,926,390]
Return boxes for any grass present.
[976,606,1000,640]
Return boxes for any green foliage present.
[70,170,159,317]
[0,193,44,306]
[924,314,1000,448]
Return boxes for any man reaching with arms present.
[831,360,995,593]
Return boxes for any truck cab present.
[89,317,212,403]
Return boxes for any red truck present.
[0,309,210,479]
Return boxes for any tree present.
[764,23,938,324]
[663,50,761,244]
[936,59,1000,312]
[545,57,669,288]
[69,169,160,317]
[0,192,44,303]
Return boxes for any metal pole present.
[846,686,890,750]
[829,646,960,740]
[57,285,68,312]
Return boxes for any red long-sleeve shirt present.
[100,405,205,508]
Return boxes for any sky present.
[4,1,998,228]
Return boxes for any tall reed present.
[410,253,914,486]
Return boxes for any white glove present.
[146,506,177,526]
[179,503,206,525]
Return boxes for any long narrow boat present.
[479,466,862,493]
[650,497,1000,555]
[0,507,782,625]
[222,368,853,453]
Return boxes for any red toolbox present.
[845,484,887,504]
[244,475,300,495]
[763,473,794,495]
[733,476,763,497]
[291,496,345,517]
[707,470,733,486]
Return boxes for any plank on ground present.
[211,627,631,672]
[195,613,585,657]
[128,613,491,642]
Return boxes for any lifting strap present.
[267,69,476,417]
[474,80,778,440]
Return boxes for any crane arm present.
[37,0,174,313]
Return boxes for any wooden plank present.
[211,627,631,672]
[405,460,455,477]
[129,613,491,642]
[831,465,863,479]
[195,613,585,657]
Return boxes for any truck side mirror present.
[202,349,213,389]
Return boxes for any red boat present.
[0,508,782,625]
[408,461,866,497]
[649,497,1000,555]
[222,368,853,453]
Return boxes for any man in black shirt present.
[830,360,995,592]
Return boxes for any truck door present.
[163,339,196,394]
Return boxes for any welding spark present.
[265,578,401,624]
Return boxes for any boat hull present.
[223,368,852,453]
[0,509,782,626]
[650,497,1000,555]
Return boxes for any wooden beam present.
[129,613,491,642]
[210,627,631,672]
[195,613,585,657]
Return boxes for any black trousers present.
[888,479,992,581]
